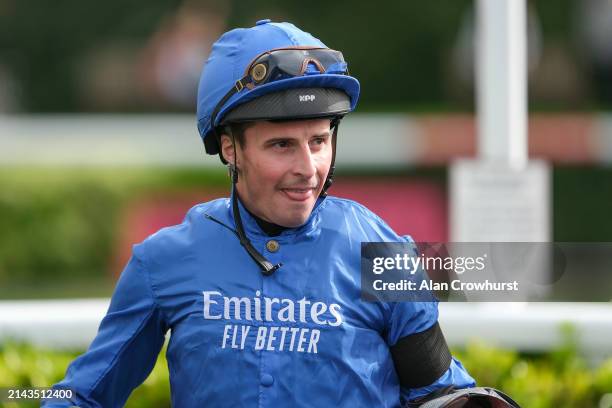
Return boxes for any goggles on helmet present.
[245,47,348,85]
[210,47,349,130]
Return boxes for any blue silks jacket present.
[44,195,475,407]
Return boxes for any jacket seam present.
[138,247,168,324]
[87,307,157,401]
[86,254,163,400]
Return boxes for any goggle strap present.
[234,76,251,92]
[210,74,252,135]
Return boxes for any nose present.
[293,143,317,179]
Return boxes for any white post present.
[451,0,550,299]
[476,0,527,169]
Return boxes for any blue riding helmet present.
[196,20,360,155]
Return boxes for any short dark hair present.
[219,122,255,163]
[222,122,254,148]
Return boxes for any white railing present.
[0,114,413,167]
[1,299,611,358]
[1,114,611,166]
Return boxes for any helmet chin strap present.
[321,118,340,196]
[229,131,282,276]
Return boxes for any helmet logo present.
[299,94,316,102]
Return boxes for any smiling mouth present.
[281,187,316,202]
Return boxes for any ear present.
[220,133,237,165]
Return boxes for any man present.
[45,20,520,408]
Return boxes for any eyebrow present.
[313,131,331,138]
[264,131,331,144]
[264,137,292,145]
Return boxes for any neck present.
[237,195,288,237]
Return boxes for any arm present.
[385,300,475,406]
[42,246,168,408]
[388,311,520,408]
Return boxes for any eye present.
[273,140,289,148]
[310,136,328,147]
[268,139,291,149]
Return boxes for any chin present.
[273,200,316,227]
[276,212,310,228]
[280,217,307,228]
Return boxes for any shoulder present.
[321,196,407,242]
[134,197,229,263]
[324,196,384,221]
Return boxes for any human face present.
[221,118,333,228]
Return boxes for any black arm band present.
[390,321,452,389]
